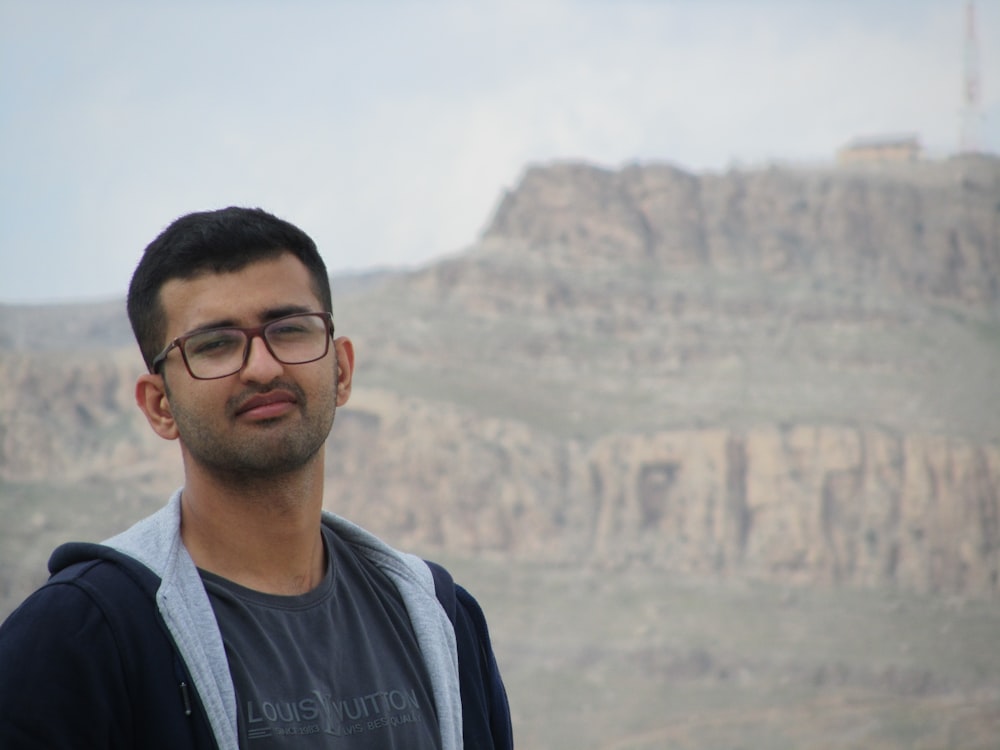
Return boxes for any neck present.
[179,457,328,595]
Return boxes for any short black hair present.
[127,207,332,370]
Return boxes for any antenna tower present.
[960,0,982,153]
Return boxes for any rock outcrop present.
[486,157,1000,307]
[323,392,1000,596]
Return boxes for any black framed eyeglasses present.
[151,312,335,380]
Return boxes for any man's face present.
[153,252,345,479]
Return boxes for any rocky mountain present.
[486,157,1000,308]
[2,155,999,614]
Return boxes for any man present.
[0,207,512,750]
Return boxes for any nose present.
[239,333,285,383]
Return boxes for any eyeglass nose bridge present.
[237,326,282,372]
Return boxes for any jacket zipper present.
[179,681,193,716]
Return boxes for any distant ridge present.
[484,155,1000,309]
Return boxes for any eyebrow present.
[187,305,318,334]
[261,305,316,321]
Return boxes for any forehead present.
[159,253,322,333]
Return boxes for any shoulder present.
[0,545,216,749]
[424,559,458,619]
[2,544,161,648]
[424,560,514,750]
[48,541,162,599]
[0,551,152,717]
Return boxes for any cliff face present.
[319,393,1000,597]
[485,158,1000,307]
[2,156,999,601]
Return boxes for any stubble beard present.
[169,379,337,482]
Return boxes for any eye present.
[267,316,322,340]
[186,330,244,358]
[270,322,309,335]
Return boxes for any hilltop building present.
[836,134,922,165]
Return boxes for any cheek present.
[167,382,225,422]
[309,367,340,411]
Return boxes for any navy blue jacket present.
[0,543,512,750]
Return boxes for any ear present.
[334,336,355,406]
[135,373,180,441]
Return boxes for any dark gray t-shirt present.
[200,526,442,749]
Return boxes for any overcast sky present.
[1,0,997,304]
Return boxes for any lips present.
[234,390,298,420]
